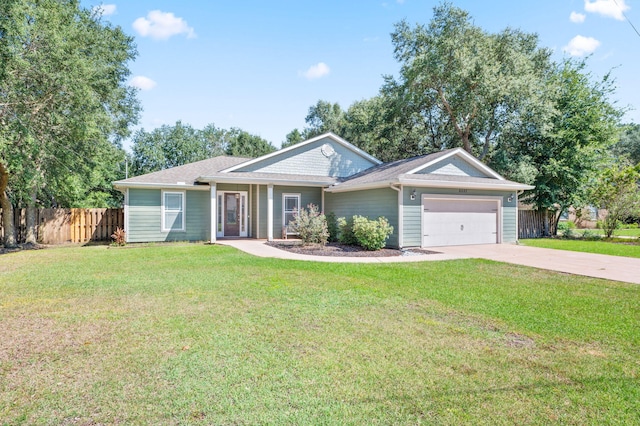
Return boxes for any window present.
[162,191,185,231]
[282,193,300,234]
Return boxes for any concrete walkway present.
[217,239,640,284]
[216,239,465,263]
[437,243,640,284]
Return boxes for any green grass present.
[1,244,639,424]
[568,228,640,237]
[522,238,640,258]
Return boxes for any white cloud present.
[570,11,586,23]
[563,35,601,56]
[129,76,157,91]
[301,62,330,80]
[93,4,116,16]
[584,0,630,20]
[132,10,196,40]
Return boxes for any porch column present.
[267,184,274,241]
[210,183,217,243]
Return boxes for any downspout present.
[390,184,403,249]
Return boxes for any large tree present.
[131,121,226,176]
[0,0,139,246]
[589,164,640,237]
[223,128,276,158]
[493,60,621,233]
[613,123,640,165]
[386,3,553,158]
[303,100,345,139]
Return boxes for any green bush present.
[620,222,639,229]
[336,216,358,245]
[289,204,329,245]
[596,219,620,230]
[557,221,576,231]
[326,212,339,242]
[351,215,394,251]
[581,230,602,240]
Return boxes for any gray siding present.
[417,156,489,178]
[237,137,376,178]
[273,186,323,238]
[401,187,517,247]
[247,185,322,239]
[128,188,210,243]
[325,188,399,248]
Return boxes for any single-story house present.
[113,132,533,248]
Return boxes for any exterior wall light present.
[507,193,515,203]
[410,189,417,200]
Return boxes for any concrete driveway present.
[436,244,640,284]
[217,239,639,285]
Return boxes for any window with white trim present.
[162,191,185,232]
[282,193,301,234]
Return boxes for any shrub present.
[562,228,576,239]
[351,215,394,251]
[289,204,329,245]
[336,216,358,245]
[620,222,638,229]
[582,230,602,240]
[326,212,339,242]
[557,221,576,231]
[111,227,126,246]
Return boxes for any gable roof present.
[220,132,382,173]
[326,148,534,192]
[113,156,250,189]
[406,147,504,179]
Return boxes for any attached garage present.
[422,195,501,247]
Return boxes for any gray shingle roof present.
[114,156,251,185]
[196,171,337,185]
[399,173,528,187]
[113,147,532,191]
[327,149,458,190]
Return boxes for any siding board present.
[128,188,210,242]
[325,188,399,248]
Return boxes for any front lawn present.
[522,238,640,258]
[1,244,638,424]
[568,228,640,238]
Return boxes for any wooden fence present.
[0,208,124,245]
[518,209,552,239]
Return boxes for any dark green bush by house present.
[336,215,393,250]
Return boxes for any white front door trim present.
[216,190,248,238]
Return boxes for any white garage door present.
[422,198,499,247]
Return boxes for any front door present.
[224,192,240,236]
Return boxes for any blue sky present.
[84,0,639,149]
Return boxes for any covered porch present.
[205,182,327,243]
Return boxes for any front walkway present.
[216,239,466,263]
[217,239,640,284]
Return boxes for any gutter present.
[197,176,335,187]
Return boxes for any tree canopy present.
[0,0,139,245]
[131,122,275,176]
[288,2,622,233]
[613,123,640,165]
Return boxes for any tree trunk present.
[25,189,38,244]
[0,163,16,247]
